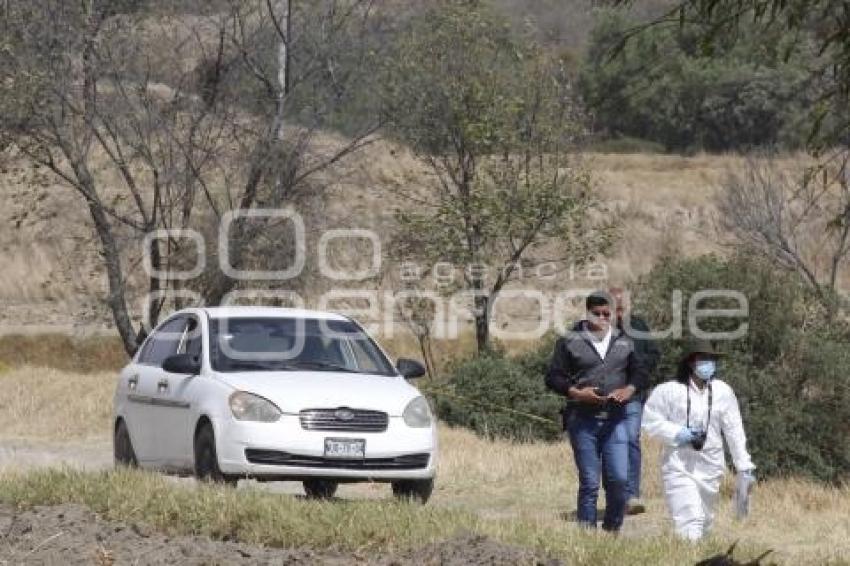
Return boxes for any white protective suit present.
[642,378,755,540]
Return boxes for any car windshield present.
[209,317,397,376]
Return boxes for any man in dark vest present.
[546,290,648,532]
[609,287,660,515]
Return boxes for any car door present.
[127,316,187,464]
[156,314,204,470]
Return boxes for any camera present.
[690,429,708,450]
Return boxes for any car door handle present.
[128,375,138,391]
[157,379,169,393]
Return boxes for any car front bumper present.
[215,414,437,481]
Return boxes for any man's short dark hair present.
[586,291,610,311]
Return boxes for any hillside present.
[0,137,781,335]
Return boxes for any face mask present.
[694,360,717,381]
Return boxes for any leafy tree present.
[580,11,814,151]
[382,1,616,354]
[607,0,850,149]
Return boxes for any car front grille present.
[245,449,430,470]
[299,408,389,432]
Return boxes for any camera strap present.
[687,381,713,430]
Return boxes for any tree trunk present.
[417,333,437,379]
[473,288,490,354]
[146,236,163,330]
[78,2,138,357]
[83,191,139,357]
[283,0,291,96]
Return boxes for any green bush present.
[434,339,563,442]
[634,253,850,482]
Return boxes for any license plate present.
[324,438,365,459]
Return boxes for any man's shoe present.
[626,498,646,515]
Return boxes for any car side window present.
[138,317,188,366]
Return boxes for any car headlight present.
[402,396,432,428]
[229,391,282,422]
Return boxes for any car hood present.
[214,371,422,416]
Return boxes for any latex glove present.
[674,427,694,447]
[734,469,756,519]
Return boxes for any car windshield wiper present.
[282,360,359,373]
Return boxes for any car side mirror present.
[162,353,201,375]
[396,358,426,379]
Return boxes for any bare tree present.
[199,0,383,306]
[2,1,194,354]
[1,0,383,356]
[718,155,850,313]
[384,263,440,378]
[396,291,439,379]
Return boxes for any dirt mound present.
[0,503,349,564]
[0,503,555,565]
[397,533,554,565]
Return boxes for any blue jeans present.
[624,399,644,500]
[567,410,629,531]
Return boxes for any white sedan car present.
[112,307,437,502]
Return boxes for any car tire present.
[113,420,137,468]
[194,423,237,487]
[302,479,338,499]
[391,478,433,503]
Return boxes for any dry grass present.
[590,152,748,207]
[0,366,114,440]
[0,428,847,564]
[0,365,848,564]
[0,334,127,373]
[435,426,850,565]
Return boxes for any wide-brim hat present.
[681,339,721,362]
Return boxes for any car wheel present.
[302,479,338,499]
[113,420,137,468]
[194,423,237,487]
[391,479,433,503]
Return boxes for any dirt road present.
[0,439,112,472]
[0,438,374,499]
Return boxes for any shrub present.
[434,339,563,442]
[634,253,850,482]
